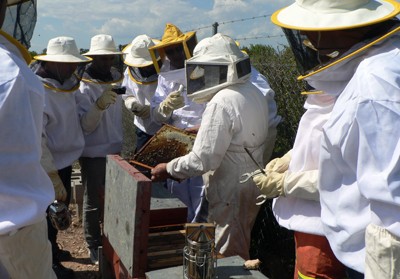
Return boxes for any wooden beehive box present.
[102,155,187,279]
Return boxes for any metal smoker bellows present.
[183,224,217,279]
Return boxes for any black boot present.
[52,261,74,279]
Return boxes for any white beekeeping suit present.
[319,34,400,275]
[154,33,270,260]
[122,34,162,150]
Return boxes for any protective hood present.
[148,23,197,72]
[185,33,251,104]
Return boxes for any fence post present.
[212,22,219,35]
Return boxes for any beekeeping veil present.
[185,33,251,104]
[0,0,36,64]
[272,0,400,79]
[31,36,92,92]
[148,23,197,72]
[123,34,161,84]
[3,0,36,49]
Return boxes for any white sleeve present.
[356,98,400,205]
[167,102,233,179]
[41,131,57,173]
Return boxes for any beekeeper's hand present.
[265,150,292,173]
[151,163,172,182]
[253,171,285,199]
[96,90,117,110]
[48,171,67,202]
[158,90,185,116]
[125,96,151,118]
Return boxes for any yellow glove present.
[96,90,117,110]
[158,90,185,116]
[48,171,67,202]
[253,171,285,199]
[265,150,292,173]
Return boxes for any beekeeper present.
[33,36,117,278]
[122,34,162,151]
[151,33,270,260]
[253,92,347,278]
[0,0,56,278]
[76,34,124,265]
[149,23,207,223]
[256,0,400,277]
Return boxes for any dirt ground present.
[57,204,101,279]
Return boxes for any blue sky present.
[30,0,291,53]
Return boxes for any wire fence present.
[248,46,307,278]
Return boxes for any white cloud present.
[30,0,292,52]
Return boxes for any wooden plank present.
[103,155,151,278]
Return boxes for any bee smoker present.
[183,223,217,279]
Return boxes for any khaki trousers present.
[0,219,56,279]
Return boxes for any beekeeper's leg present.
[189,176,208,223]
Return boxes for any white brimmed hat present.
[83,34,122,55]
[123,34,159,67]
[272,0,400,31]
[34,36,91,63]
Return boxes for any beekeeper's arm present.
[41,134,67,202]
[252,150,319,200]
[79,89,117,134]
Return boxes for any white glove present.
[48,171,67,202]
[81,105,103,134]
[124,96,151,118]
[96,90,117,110]
[158,90,185,116]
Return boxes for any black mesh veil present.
[281,28,320,76]
[282,19,400,77]
[3,0,36,48]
